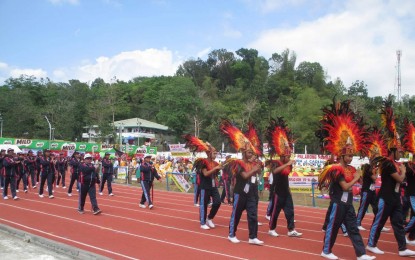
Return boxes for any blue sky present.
[1,0,414,97]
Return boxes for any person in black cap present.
[35,150,43,183]
[78,153,101,215]
[99,152,114,196]
[139,154,161,209]
[25,150,37,189]
[2,148,19,200]
[67,151,81,196]
[15,152,28,193]
[56,152,67,188]
[38,149,55,199]
[0,149,6,190]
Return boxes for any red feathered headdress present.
[381,95,402,151]
[244,121,263,157]
[366,127,388,158]
[220,119,259,155]
[316,98,367,157]
[266,117,293,158]
[402,118,415,154]
[182,134,216,154]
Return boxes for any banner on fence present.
[117,166,128,180]
[169,173,191,192]
[289,176,318,193]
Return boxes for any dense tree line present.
[1,48,414,154]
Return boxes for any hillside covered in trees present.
[1,48,414,154]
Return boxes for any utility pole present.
[395,50,402,102]
[44,116,52,149]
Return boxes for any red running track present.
[0,184,405,259]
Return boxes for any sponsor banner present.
[169,173,191,192]
[146,146,157,155]
[289,176,318,193]
[117,166,128,180]
[168,144,188,152]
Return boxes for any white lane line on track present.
[0,203,248,260]
[0,217,139,260]
[5,198,399,256]
[48,188,395,239]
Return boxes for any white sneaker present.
[49,195,54,199]
[358,226,366,231]
[3,196,8,200]
[109,193,114,196]
[207,219,215,228]
[67,193,72,197]
[343,232,349,237]
[149,204,154,209]
[257,222,263,226]
[16,190,19,193]
[268,230,279,237]
[406,236,415,246]
[39,194,44,198]
[194,203,200,207]
[99,192,103,195]
[200,224,210,230]
[248,238,264,245]
[208,202,213,208]
[33,186,37,189]
[24,190,28,193]
[366,246,384,255]
[288,230,302,237]
[13,196,19,200]
[56,185,59,188]
[139,204,146,208]
[320,252,338,260]
[357,254,376,260]
[399,249,415,257]
[228,235,240,243]
[265,215,270,220]
[381,227,390,232]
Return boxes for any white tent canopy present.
[0,144,23,153]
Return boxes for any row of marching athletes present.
[183,119,303,246]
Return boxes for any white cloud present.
[249,0,415,97]
[48,0,79,5]
[64,48,181,82]
[0,62,48,81]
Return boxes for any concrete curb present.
[0,224,111,260]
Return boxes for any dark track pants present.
[200,187,221,225]
[140,180,153,205]
[322,202,366,257]
[229,192,258,239]
[356,191,378,226]
[78,182,99,211]
[368,198,406,251]
[268,193,295,231]
[2,175,16,198]
[39,172,53,196]
[100,173,113,194]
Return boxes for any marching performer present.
[139,154,161,209]
[402,118,415,245]
[38,149,55,199]
[220,119,264,245]
[356,127,387,231]
[25,150,37,189]
[366,97,415,257]
[67,151,81,197]
[99,152,114,196]
[183,134,222,229]
[266,117,302,238]
[78,153,101,215]
[2,148,19,200]
[316,98,374,260]
[56,152,67,188]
